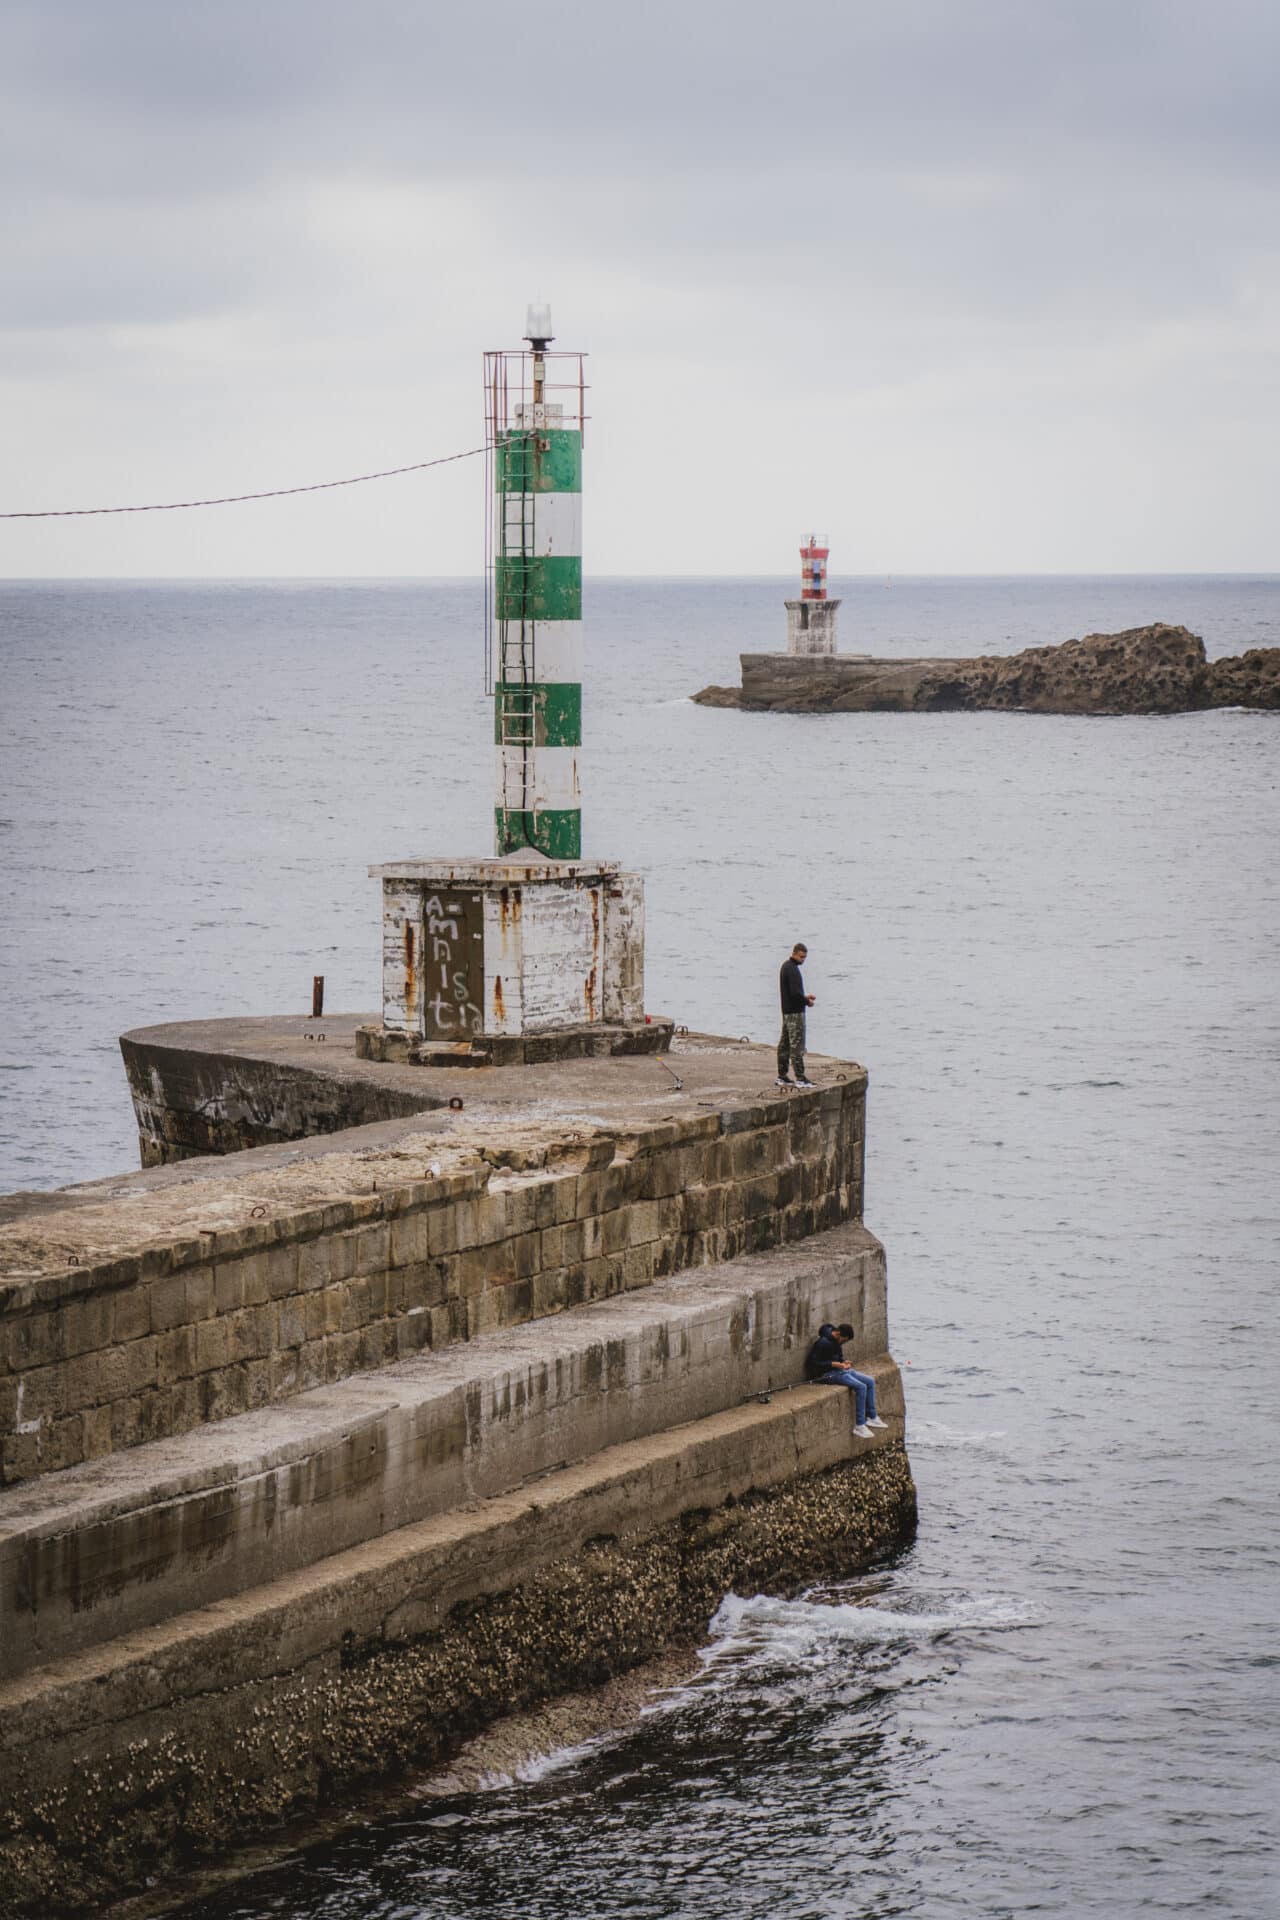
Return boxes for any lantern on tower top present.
[800,535,829,601]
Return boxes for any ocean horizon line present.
[3,569,1278,588]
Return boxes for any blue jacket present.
[804,1323,847,1379]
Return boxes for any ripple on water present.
[6,578,1280,1918]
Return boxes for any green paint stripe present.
[494,681,582,748]
[495,554,581,622]
[496,429,581,495]
[495,806,582,861]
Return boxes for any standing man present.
[777,942,816,1089]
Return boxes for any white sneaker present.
[774,1077,793,1088]
[853,1423,873,1439]
[793,1078,815,1089]
[866,1416,888,1430]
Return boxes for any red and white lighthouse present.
[786,534,840,655]
[800,535,829,601]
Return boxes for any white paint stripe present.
[497,490,581,559]
[496,744,581,812]
[497,622,583,686]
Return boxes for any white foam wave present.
[706,1587,1032,1659]
[470,1736,606,1791]
[513,1739,604,1783]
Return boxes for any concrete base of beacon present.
[785,598,841,656]
[0,1026,916,1918]
[355,1015,673,1068]
[369,855,647,1064]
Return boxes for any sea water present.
[1,576,1277,1916]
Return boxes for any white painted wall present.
[380,882,423,1033]
[519,880,601,1032]
[377,865,645,1040]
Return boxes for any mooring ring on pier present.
[449,1096,465,1111]
[250,1205,267,1218]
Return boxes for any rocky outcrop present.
[1205,647,1280,710]
[917,623,1208,715]
[694,624,1280,715]
[690,682,746,709]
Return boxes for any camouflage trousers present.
[777,1011,806,1082]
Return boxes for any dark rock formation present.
[689,682,745,709]
[1205,647,1280,710]
[916,623,1207,714]
[694,624,1280,715]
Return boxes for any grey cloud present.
[5,0,1278,195]
[1,0,1276,574]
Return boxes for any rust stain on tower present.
[403,922,416,1016]
[584,887,600,1020]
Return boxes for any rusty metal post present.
[312,976,325,1019]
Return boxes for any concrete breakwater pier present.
[0,1024,915,1917]
[0,310,914,1912]
[694,622,1280,713]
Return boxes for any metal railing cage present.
[483,347,587,696]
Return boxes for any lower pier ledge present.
[0,1027,907,1919]
[0,1421,915,1920]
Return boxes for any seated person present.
[804,1321,888,1439]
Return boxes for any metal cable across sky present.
[0,445,487,519]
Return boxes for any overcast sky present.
[1,0,1277,578]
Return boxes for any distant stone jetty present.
[693,623,1280,715]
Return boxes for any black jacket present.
[804,1323,847,1379]
[780,957,807,1015]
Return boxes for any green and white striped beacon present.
[492,304,583,860]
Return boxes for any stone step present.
[3,1043,865,1489]
[0,1223,892,1681]
[0,1383,914,1920]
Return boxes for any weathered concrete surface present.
[371,859,646,1043]
[785,597,841,655]
[354,1013,673,1069]
[3,1035,865,1485]
[117,1012,775,1165]
[0,1024,911,1915]
[0,1223,892,1677]
[119,1025,436,1166]
[0,1398,915,1919]
[693,624,1280,714]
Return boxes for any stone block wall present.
[0,1082,865,1486]
[738,653,944,712]
[0,1423,915,1919]
[0,1224,890,1679]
